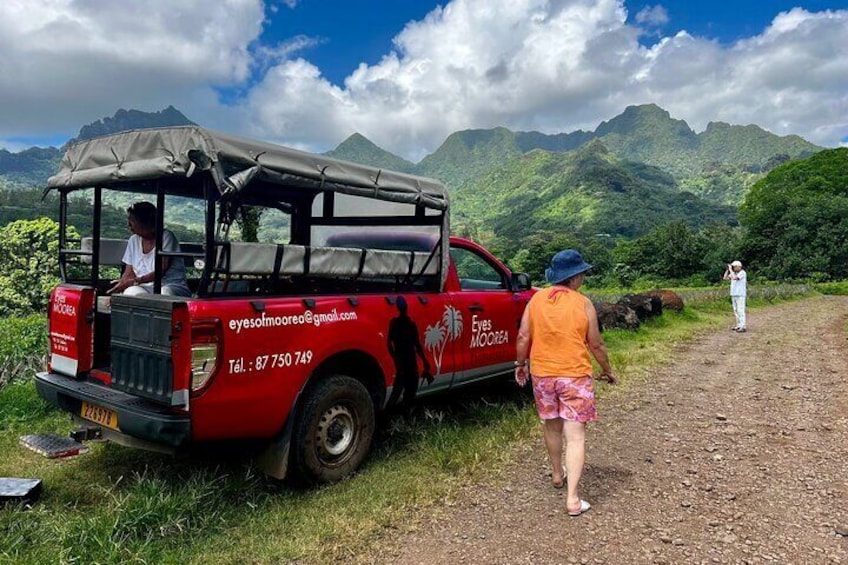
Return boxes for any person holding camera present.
[723,260,747,332]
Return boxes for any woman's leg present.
[123,285,150,296]
[162,284,191,297]
[563,421,586,511]
[542,418,565,485]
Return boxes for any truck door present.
[447,243,521,386]
[391,292,457,397]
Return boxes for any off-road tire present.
[290,374,376,484]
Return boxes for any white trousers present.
[124,283,190,297]
[731,295,746,329]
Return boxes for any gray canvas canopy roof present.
[47,126,448,211]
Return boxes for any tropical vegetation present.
[740,148,848,281]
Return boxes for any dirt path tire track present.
[374,296,848,565]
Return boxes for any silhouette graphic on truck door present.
[386,296,431,414]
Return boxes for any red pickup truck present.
[35,127,533,483]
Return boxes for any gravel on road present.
[374,296,848,565]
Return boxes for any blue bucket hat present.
[545,249,592,285]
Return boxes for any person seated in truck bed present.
[107,201,191,297]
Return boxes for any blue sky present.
[1,1,846,157]
[260,2,440,88]
[268,0,848,87]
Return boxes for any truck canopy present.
[48,126,451,290]
[48,126,448,211]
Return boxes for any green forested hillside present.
[415,127,524,190]
[453,140,736,243]
[0,188,202,242]
[592,104,699,174]
[413,104,822,204]
[697,122,816,172]
[0,146,62,188]
[740,147,848,281]
[514,129,594,153]
[590,104,821,180]
[677,165,762,206]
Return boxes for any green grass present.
[815,280,848,295]
[0,315,46,390]
[585,282,812,306]
[0,290,815,564]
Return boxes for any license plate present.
[80,401,119,431]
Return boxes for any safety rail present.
[213,241,439,279]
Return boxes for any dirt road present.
[375,296,848,564]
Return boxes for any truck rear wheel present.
[291,374,375,484]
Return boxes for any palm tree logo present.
[424,305,464,374]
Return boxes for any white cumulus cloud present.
[1,0,846,160]
[635,5,669,27]
[242,0,848,158]
[0,0,265,141]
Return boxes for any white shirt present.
[730,269,747,297]
[121,230,187,289]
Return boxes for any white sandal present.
[568,499,591,516]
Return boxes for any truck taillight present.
[191,320,221,395]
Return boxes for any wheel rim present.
[316,404,357,463]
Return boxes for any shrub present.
[815,281,848,295]
[0,315,47,389]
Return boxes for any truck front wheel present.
[291,374,376,484]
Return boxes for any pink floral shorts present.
[531,375,597,422]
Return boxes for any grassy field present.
[815,280,848,296]
[0,288,814,564]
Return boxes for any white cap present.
[731,260,742,267]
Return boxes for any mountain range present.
[0,104,823,241]
[0,106,195,189]
[328,104,820,198]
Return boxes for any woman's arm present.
[108,264,137,294]
[514,304,532,386]
[584,298,617,384]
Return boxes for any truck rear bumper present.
[35,372,191,448]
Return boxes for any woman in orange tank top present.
[515,249,617,517]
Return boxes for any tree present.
[739,148,848,280]
[507,231,613,285]
[699,223,743,282]
[0,218,77,315]
[236,206,262,243]
[615,221,708,281]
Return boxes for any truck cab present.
[34,126,533,483]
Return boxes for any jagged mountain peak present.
[333,132,384,152]
[69,106,196,145]
[1,106,198,188]
[325,133,415,172]
[595,103,695,139]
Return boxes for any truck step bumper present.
[35,371,191,448]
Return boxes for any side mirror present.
[511,272,532,291]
